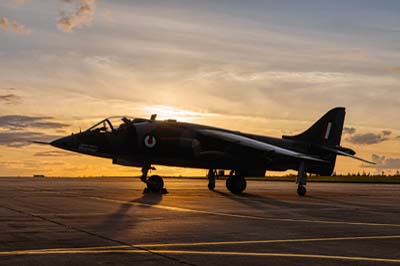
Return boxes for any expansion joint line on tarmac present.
[86,195,400,228]
[0,204,198,266]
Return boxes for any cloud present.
[0,115,68,130]
[343,127,356,135]
[0,94,21,104]
[57,0,96,32]
[0,17,29,34]
[364,154,400,170]
[343,127,395,145]
[34,150,77,157]
[7,0,26,8]
[0,115,67,147]
[389,67,400,73]
[0,160,64,169]
[346,131,391,145]
[382,130,392,136]
[0,131,59,147]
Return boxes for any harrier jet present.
[46,107,374,196]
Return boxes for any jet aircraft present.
[45,107,374,196]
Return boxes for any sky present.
[1,0,400,177]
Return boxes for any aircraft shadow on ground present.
[94,203,135,236]
[212,190,318,210]
[131,192,163,206]
[96,193,163,235]
[307,195,370,209]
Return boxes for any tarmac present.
[0,177,400,266]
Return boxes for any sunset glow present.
[1,0,400,177]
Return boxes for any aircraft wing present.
[199,129,328,163]
[319,146,375,165]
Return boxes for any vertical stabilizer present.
[283,107,346,146]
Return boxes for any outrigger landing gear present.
[141,165,168,194]
[296,161,307,196]
[226,170,247,194]
[207,169,216,191]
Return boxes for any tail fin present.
[283,107,345,146]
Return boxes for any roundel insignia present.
[144,135,157,148]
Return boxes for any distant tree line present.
[285,170,400,178]
[335,170,400,177]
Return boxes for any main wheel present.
[208,182,215,191]
[147,175,164,192]
[297,185,307,196]
[226,176,247,194]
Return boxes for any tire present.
[147,175,164,192]
[226,176,247,194]
[297,185,307,196]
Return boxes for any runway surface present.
[0,177,400,266]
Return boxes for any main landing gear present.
[296,161,307,196]
[226,170,247,194]
[207,169,247,194]
[141,165,168,194]
[207,169,216,191]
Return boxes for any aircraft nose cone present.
[51,135,77,150]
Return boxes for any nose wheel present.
[141,165,168,194]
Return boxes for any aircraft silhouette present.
[47,107,374,196]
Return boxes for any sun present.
[141,105,217,122]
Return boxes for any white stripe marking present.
[137,235,400,247]
[1,249,400,263]
[324,122,332,140]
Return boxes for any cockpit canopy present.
[86,116,150,133]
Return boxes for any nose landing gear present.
[141,165,168,194]
[207,169,247,194]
